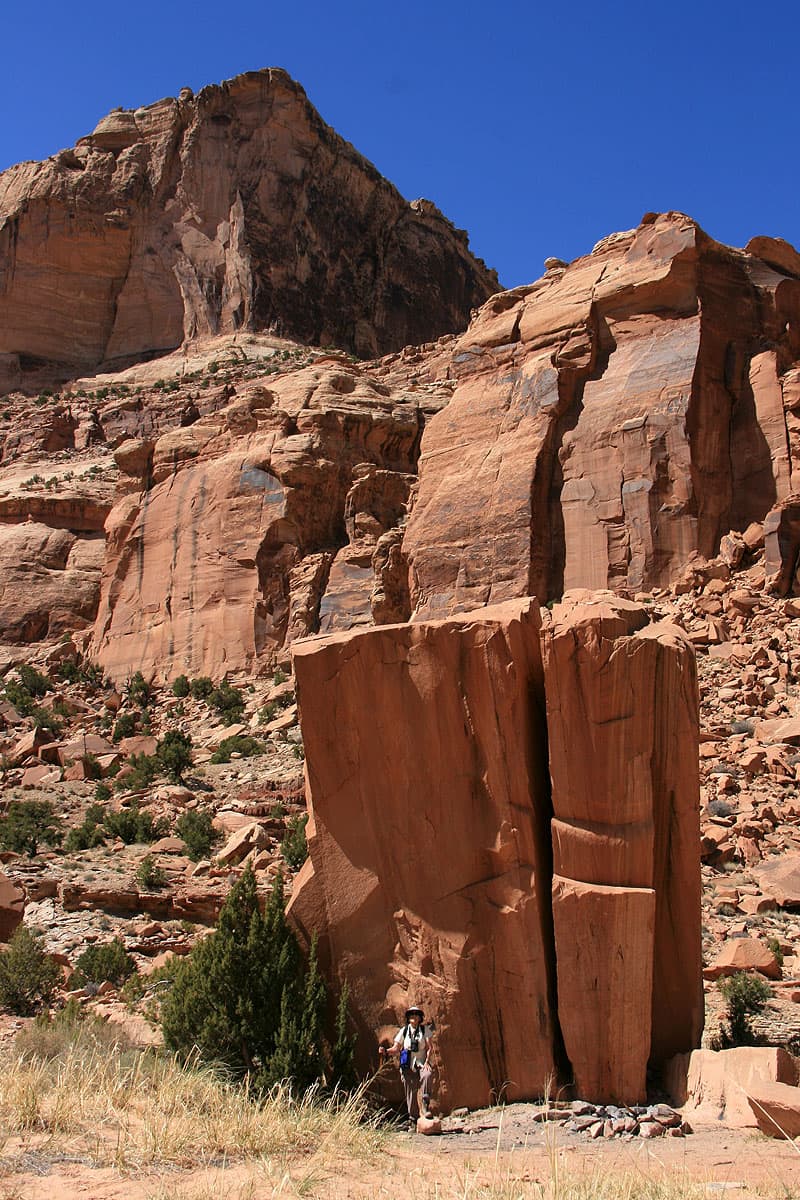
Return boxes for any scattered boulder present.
[746,1081,800,1138]
[705,937,782,980]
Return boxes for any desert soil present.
[2,1115,799,1200]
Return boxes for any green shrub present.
[210,734,265,764]
[95,782,112,802]
[125,752,160,792]
[175,809,219,861]
[156,730,193,782]
[31,706,63,737]
[281,814,308,870]
[0,926,61,1014]
[55,658,81,684]
[121,958,179,1014]
[161,868,330,1091]
[3,680,36,716]
[189,676,214,700]
[718,971,772,1046]
[171,674,190,698]
[766,936,784,966]
[64,804,106,853]
[103,800,165,845]
[273,668,288,686]
[209,681,245,722]
[71,938,136,988]
[136,854,166,890]
[258,702,277,724]
[82,753,103,781]
[0,800,63,857]
[17,664,50,697]
[125,671,152,708]
[112,712,137,743]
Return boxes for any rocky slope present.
[0,68,497,389]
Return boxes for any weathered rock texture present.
[289,593,700,1109]
[669,1047,798,1128]
[5,212,800,680]
[540,594,703,1101]
[403,213,800,614]
[89,355,446,681]
[0,68,497,386]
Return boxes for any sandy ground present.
[2,1119,799,1200]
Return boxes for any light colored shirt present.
[394,1024,429,1069]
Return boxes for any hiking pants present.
[401,1065,431,1119]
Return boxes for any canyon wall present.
[3,212,800,680]
[288,593,701,1110]
[403,213,800,613]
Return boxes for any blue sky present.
[2,0,797,288]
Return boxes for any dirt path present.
[2,1120,799,1200]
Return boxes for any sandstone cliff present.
[404,213,800,610]
[3,213,800,683]
[288,594,700,1110]
[0,68,497,388]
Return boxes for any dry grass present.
[0,1017,382,1176]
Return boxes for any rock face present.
[289,593,700,1109]
[90,356,444,681]
[290,599,559,1112]
[0,869,25,942]
[540,595,703,1098]
[403,213,800,613]
[0,521,105,642]
[0,68,497,387]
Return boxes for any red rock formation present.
[0,869,25,942]
[540,593,702,1101]
[289,599,559,1113]
[90,359,440,681]
[403,213,800,613]
[0,521,105,642]
[0,69,497,387]
[289,593,700,1109]
[6,210,800,679]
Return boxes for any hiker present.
[379,1004,434,1127]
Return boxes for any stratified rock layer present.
[0,68,497,385]
[289,594,700,1109]
[403,213,800,612]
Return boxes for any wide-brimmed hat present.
[405,1005,424,1019]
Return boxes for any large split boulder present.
[289,593,701,1110]
[540,593,703,1101]
[290,599,558,1112]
